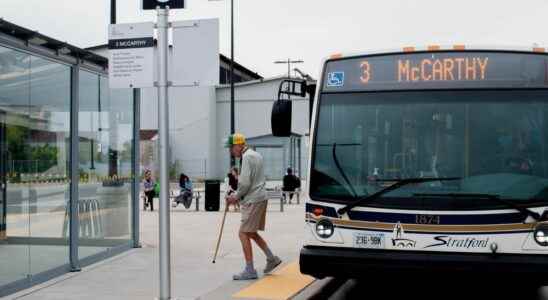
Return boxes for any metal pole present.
[132,89,141,248]
[287,59,291,100]
[69,64,81,272]
[157,6,172,300]
[287,58,290,78]
[230,0,235,167]
[90,112,95,170]
[108,2,118,178]
[110,0,116,25]
[298,137,301,178]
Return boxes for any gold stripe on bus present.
[307,213,534,233]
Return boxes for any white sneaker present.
[264,256,282,274]
[233,269,258,280]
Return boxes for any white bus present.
[273,47,548,282]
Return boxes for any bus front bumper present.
[300,246,548,282]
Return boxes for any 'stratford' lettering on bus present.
[423,236,490,249]
[397,57,489,82]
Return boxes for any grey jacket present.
[235,147,267,204]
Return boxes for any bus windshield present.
[310,90,548,210]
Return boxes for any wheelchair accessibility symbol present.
[327,72,344,87]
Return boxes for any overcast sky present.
[3,0,548,78]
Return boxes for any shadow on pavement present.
[312,279,548,300]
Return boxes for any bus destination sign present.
[396,56,488,82]
[323,51,548,92]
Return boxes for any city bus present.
[274,46,548,282]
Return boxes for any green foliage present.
[7,125,29,162]
[6,125,59,173]
[30,144,58,172]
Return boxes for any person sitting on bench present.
[143,170,155,211]
[282,168,301,203]
[179,173,194,209]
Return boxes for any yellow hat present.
[225,133,246,147]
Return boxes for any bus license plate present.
[353,233,385,249]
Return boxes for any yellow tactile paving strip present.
[233,261,315,300]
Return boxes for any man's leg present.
[146,193,153,211]
[239,231,253,263]
[234,231,258,280]
[248,232,271,257]
[249,232,282,274]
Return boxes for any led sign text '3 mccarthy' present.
[323,52,548,91]
[360,57,490,84]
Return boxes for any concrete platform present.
[5,199,308,300]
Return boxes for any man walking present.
[225,133,282,280]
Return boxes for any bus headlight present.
[316,219,335,239]
[534,223,548,246]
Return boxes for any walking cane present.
[212,202,230,263]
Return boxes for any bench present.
[170,189,202,211]
[141,189,202,211]
[282,188,301,205]
[266,188,285,212]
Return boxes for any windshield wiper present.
[336,177,461,215]
[332,143,359,199]
[413,193,541,221]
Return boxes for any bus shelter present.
[0,20,140,296]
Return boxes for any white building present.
[216,77,311,179]
[88,41,313,180]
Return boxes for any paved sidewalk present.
[5,199,307,300]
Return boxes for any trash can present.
[204,180,220,211]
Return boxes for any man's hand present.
[226,194,238,205]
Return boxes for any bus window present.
[310,90,548,209]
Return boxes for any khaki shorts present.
[240,200,268,233]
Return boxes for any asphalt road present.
[300,278,548,300]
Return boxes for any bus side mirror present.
[271,79,306,137]
[272,99,292,137]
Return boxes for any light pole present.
[209,0,236,166]
[108,0,119,178]
[209,0,236,167]
[230,0,235,167]
[111,0,116,24]
[274,59,304,79]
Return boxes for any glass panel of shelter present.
[27,55,71,276]
[0,45,31,286]
[78,73,132,259]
